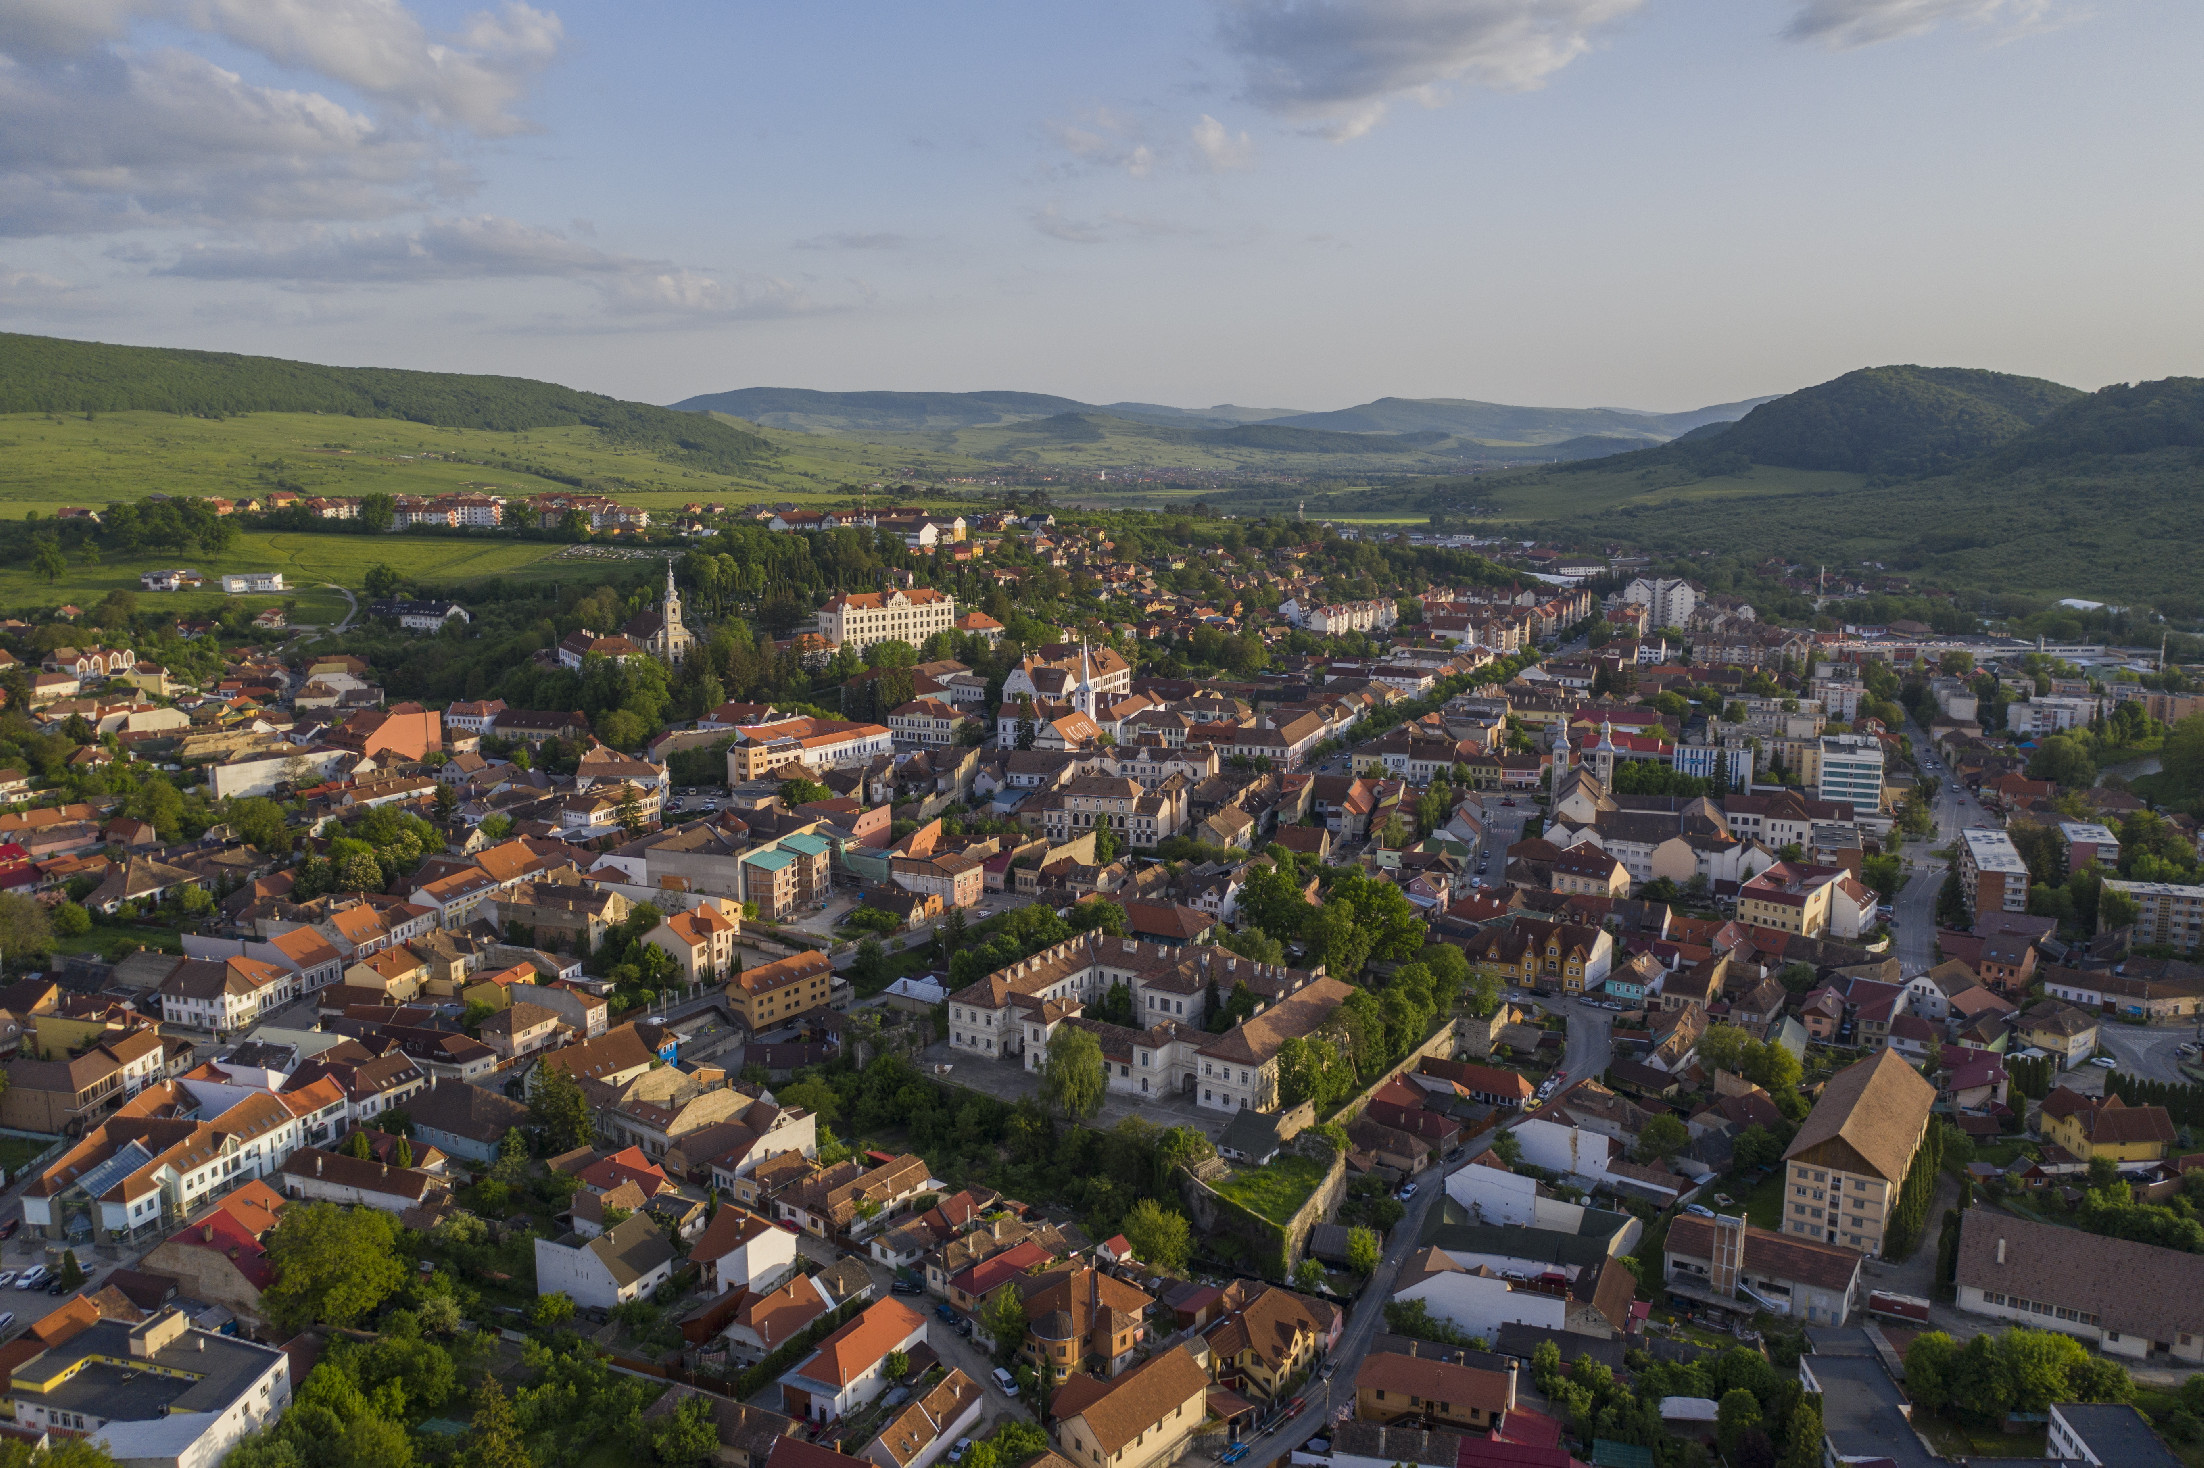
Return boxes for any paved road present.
[1224,1137,1495,1463]
[1892,723,1996,979]
[326,582,359,632]
[1558,995,1614,1083]
[2095,1021,2204,1083]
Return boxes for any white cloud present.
[1784,0,2054,48]
[158,215,840,320]
[1042,107,1260,177]
[159,215,641,283]
[1216,0,1642,139]
[1043,110,1160,177]
[0,0,560,237]
[0,0,165,55]
[0,262,98,309]
[0,48,423,236]
[1191,114,1256,171]
[184,0,562,135]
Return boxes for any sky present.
[2,0,2200,414]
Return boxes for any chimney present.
[1996,1237,2005,1265]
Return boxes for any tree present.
[647,1394,719,1468]
[980,1284,1028,1359]
[1294,1259,1326,1291]
[1347,1227,1381,1276]
[531,1292,577,1330]
[2099,885,2141,933]
[363,564,401,600]
[778,1076,842,1122]
[1717,1389,1763,1462]
[886,1350,910,1381]
[1120,1199,1192,1275]
[261,1203,408,1330]
[529,1066,597,1152]
[1636,1114,1689,1162]
[56,1250,82,1289]
[227,796,291,855]
[1904,1332,1956,1413]
[32,541,65,585]
[50,902,89,939]
[461,1378,532,1468]
[1040,1025,1105,1120]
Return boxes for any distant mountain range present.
[668,385,1777,448]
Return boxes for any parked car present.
[2090,1056,2118,1068]
[1220,1447,1251,1465]
[1396,1182,1418,1201]
[43,1278,67,1296]
[991,1366,1019,1397]
[15,1266,47,1290]
[936,1304,959,1324]
[0,1220,18,1242]
[891,1279,922,1295]
[949,1442,974,1464]
[1684,1204,1716,1219]
[0,1272,19,1289]
[0,1313,15,1335]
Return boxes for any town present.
[0,486,2188,1468]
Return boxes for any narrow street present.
[1223,1138,1492,1465]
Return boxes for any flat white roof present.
[1961,827,2029,874]
[2056,822,2121,845]
[2100,879,2204,898]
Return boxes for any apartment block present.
[1959,827,2030,919]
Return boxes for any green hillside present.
[0,332,774,475]
[1443,370,2204,608]
[1261,393,1772,443]
[1577,365,2084,478]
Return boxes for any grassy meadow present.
[0,531,589,622]
[0,409,999,519]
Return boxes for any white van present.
[991,1367,1019,1397]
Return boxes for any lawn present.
[1211,1154,1328,1226]
[1734,1166,1791,1232]
[0,1135,56,1179]
[1912,1412,2046,1460]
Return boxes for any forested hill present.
[1568,365,2085,478]
[0,332,774,474]
[1972,377,2204,472]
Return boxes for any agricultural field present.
[0,530,579,620]
[0,409,998,517]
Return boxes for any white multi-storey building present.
[816,589,956,655]
[1620,576,1700,630]
[1281,598,1399,635]
[1818,734,1885,811]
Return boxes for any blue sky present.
[2,0,2198,413]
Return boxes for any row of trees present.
[1903,1326,2132,1426]
[2104,1068,2204,1126]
